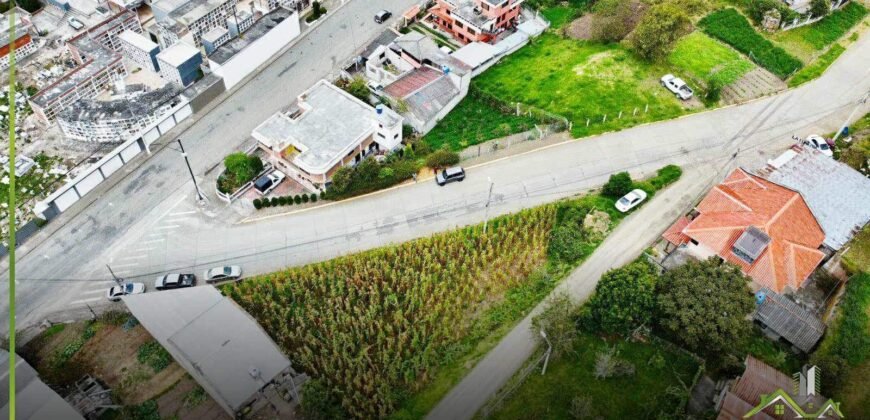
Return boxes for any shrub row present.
[254,193,321,210]
[700,9,803,78]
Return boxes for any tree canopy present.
[580,259,658,334]
[629,2,692,60]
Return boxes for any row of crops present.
[699,9,803,79]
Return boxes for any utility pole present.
[831,91,869,143]
[106,265,123,286]
[482,177,494,234]
[176,139,204,202]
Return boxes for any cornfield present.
[224,205,557,418]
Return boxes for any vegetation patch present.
[669,32,755,86]
[700,9,803,78]
[217,153,264,194]
[770,2,867,58]
[322,153,420,200]
[137,340,173,373]
[787,43,845,87]
[473,33,685,138]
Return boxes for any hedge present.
[700,9,803,78]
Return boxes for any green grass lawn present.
[423,93,544,151]
[845,225,870,273]
[489,332,700,419]
[473,33,686,138]
[768,2,868,61]
[787,43,845,87]
[541,6,580,29]
[669,32,755,86]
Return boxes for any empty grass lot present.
[768,2,868,61]
[541,6,581,29]
[423,93,543,151]
[669,32,755,86]
[788,43,845,87]
[489,332,700,419]
[473,33,686,138]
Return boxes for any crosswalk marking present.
[70,296,103,305]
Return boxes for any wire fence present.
[479,348,549,418]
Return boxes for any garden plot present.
[721,67,786,105]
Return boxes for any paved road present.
[0,0,419,333]
[426,32,870,419]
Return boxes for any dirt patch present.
[573,50,637,82]
[157,375,228,420]
[721,67,787,105]
[565,13,596,40]
[564,0,648,41]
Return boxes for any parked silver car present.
[203,266,242,283]
[106,282,146,302]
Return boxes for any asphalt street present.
[0,5,868,414]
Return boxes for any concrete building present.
[208,8,301,89]
[157,42,203,86]
[252,79,403,189]
[383,65,466,134]
[122,286,304,418]
[201,26,231,54]
[118,29,161,72]
[0,349,85,420]
[29,11,140,122]
[0,7,39,71]
[58,84,183,143]
[429,0,524,44]
[152,0,239,48]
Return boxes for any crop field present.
[473,33,686,137]
[668,32,755,86]
[700,8,803,78]
[224,206,557,418]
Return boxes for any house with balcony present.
[428,0,524,44]
[252,80,403,190]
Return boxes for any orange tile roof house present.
[662,168,825,293]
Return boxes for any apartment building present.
[152,0,238,48]
[118,30,161,72]
[157,42,203,86]
[428,0,524,44]
[0,7,39,71]
[58,84,183,143]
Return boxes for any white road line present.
[119,254,148,261]
[79,289,107,296]
[154,225,181,230]
[132,247,155,253]
[110,262,140,268]
[163,217,193,224]
[69,297,103,305]
[141,238,165,244]
[169,210,197,216]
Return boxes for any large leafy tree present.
[581,259,658,334]
[630,2,692,60]
[655,258,754,356]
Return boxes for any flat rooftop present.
[157,42,200,67]
[0,13,31,48]
[168,0,234,26]
[209,8,293,65]
[31,36,122,107]
[201,25,229,44]
[118,29,158,52]
[59,83,182,122]
[253,80,399,172]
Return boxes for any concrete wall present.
[35,101,194,220]
[209,11,301,89]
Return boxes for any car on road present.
[436,166,466,186]
[106,282,145,301]
[203,266,242,283]
[374,10,392,23]
[254,170,286,195]
[154,273,196,291]
[68,17,85,30]
[803,134,833,157]
[660,74,693,100]
[615,189,648,213]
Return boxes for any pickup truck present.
[661,74,693,100]
[154,273,196,291]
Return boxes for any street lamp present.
[176,139,204,202]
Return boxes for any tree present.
[655,258,755,357]
[337,76,371,104]
[425,148,460,169]
[301,379,348,420]
[601,172,633,198]
[629,2,691,60]
[580,259,658,334]
[590,0,635,42]
[809,0,831,17]
[531,292,578,359]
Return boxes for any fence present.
[780,0,849,31]
[480,348,550,418]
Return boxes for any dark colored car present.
[435,166,466,186]
[154,273,196,291]
[374,10,392,23]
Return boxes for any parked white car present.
[615,189,648,213]
[203,266,242,283]
[254,170,286,195]
[660,74,693,100]
[106,282,146,302]
[803,134,833,157]
[68,17,85,31]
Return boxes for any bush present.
[302,194,310,203]
[278,196,287,206]
[270,197,279,207]
[601,172,633,198]
[747,0,797,24]
[262,198,272,207]
[629,2,692,60]
[301,379,348,420]
[285,196,294,205]
[648,165,682,189]
[320,191,326,200]
[700,9,803,78]
[253,198,263,209]
[325,156,420,200]
[334,75,369,104]
[425,148,461,169]
[809,0,831,18]
[580,259,658,334]
[310,194,318,203]
[219,153,263,194]
[294,195,303,204]
[137,340,172,373]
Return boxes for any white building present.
[252,79,402,189]
[58,84,183,143]
[157,42,203,86]
[0,7,39,71]
[118,30,161,72]
[152,0,238,47]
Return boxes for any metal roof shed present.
[753,288,825,353]
[122,286,296,416]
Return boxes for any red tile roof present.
[662,215,691,245]
[384,66,442,99]
[717,356,795,420]
[664,168,825,293]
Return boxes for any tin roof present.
[753,288,825,353]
